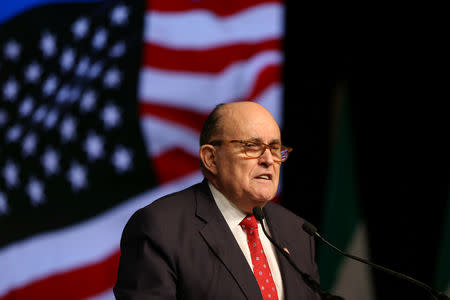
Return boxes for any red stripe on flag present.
[244,64,281,101]
[143,40,281,73]
[152,148,200,184]
[0,251,120,300]
[147,0,282,15]
[140,102,207,133]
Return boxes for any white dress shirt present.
[208,181,284,300]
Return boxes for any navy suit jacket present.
[114,180,321,300]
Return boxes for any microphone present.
[252,207,345,300]
[302,221,450,300]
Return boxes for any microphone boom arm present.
[305,223,450,300]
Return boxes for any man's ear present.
[200,144,218,175]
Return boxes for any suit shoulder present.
[125,181,206,230]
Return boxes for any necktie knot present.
[240,215,258,230]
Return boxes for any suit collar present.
[195,179,263,300]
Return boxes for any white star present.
[60,48,76,72]
[80,90,97,113]
[2,161,20,188]
[6,125,22,143]
[92,28,108,50]
[42,75,59,97]
[23,133,38,156]
[76,56,90,76]
[103,67,121,88]
[0,192,9,215]
[40,32,57,58]
[32,106,47,124]
[88,61,104,79]
[101,103,121,129]
[18,96,35,117]
[41,148,60,176]
[44,109,59,129]
[0,110,8,127]
[56,84,71,103]
[60,116,77,142]
[67,162,88,191]
[4,40,21,60]
[24,62,42,83]
[72,17,90,40]
[109,41,126,58]
[27,177,45,206]
[110,4,129,26]
[112,146,133,173]
[84,132,105,161]
[3,78,19,101]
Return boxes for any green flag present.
[318,87,375,299]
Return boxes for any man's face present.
[212,103,281,213]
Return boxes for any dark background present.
[281,12,449,300]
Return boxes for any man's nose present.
[258,147,275,165]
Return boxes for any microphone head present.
[302,221,318,236]
[252,206,265,221]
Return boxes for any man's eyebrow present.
[269,139,282,145]
[247,137,281,144]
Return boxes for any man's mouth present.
[255,174,272,180]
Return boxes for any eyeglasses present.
[208,139,293,162]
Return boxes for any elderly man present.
[114,101,321,300]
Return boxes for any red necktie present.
[240,215,279,300]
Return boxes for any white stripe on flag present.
[140,116,200,157]
[0,171,203,298]
[138,50,282,111]
[145,4,284,48]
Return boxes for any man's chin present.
[252,192,276,204]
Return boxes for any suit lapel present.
[195,181,262,300]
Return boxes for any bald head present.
[219,102,280,139]
[200,101,280,146]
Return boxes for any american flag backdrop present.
[0,0,285,299]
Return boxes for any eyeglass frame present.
[207,139,293,162]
